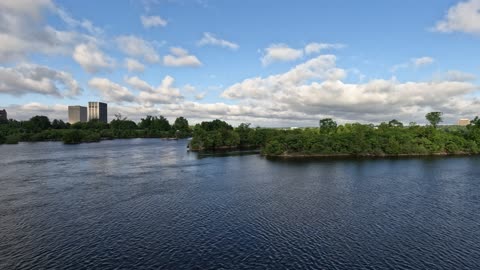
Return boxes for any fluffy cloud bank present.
[0,64,82,97]
[6,54,480,127]
[87,75,184,106]
[4,102,68,121]
[222,55,480,124]
[0,0,93,62]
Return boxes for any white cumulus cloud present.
[391,56,435,72]
[73,43,115,73]
[56,8,103,35]
[163,47,202,67]
[412,57,435,67]
[434,0,480,35]
[304,43,345,54]
[125,75,183,105]
[141,15,167,28]
[124,58,145,72]
[116,35,160,63]
[88,77,136,103]
[261,44,304,66]
[197,32,239,50]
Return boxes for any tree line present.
[4,111,480,157]
[0,115,192,145]
[189,112,480,157]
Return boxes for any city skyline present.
[0,1,479,127]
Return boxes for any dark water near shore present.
[1,139,479,269]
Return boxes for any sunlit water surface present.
[1,139,479,269]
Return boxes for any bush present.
[83,132,101,143]
[445,141,460,154]
[5,134,20,144]
[63,130,82,144]
[263,140,285,155]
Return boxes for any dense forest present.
[190,112,480,157]
[0,114,192,145]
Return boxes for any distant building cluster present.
[68,102,108,124]
[0,109,7,121]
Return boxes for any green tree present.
[468,117,480,128]
[51,119,67,129]
[139,115,154,129]
[155,116,171,131]
[62,130,83,144]
[26,115,51,132]
[200,119,232,131]
[173,117,189,131]
[388,119,404,128]
[264,140,285,155]
[110,119,137,130]
[425,112,443,128]
[319,118,337,133]
[235,123,252,145]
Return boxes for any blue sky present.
[1,0,479,126]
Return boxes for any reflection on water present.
[195,149,261,158]
[0,139,479,269]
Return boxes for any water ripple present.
[0,140,479,269]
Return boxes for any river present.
[0,139,479,269]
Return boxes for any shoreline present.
[263,151,476,159]
[190,147,477,159]
[1,137,189,145]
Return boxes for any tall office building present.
[0,109,7,121]
[88,102,108,123]
[68,106,87,124]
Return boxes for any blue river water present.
[0,139,479,269]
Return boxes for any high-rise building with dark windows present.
[88,102,108,123]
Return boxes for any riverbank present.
[189,146,476,160]
[262,151,475,159]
